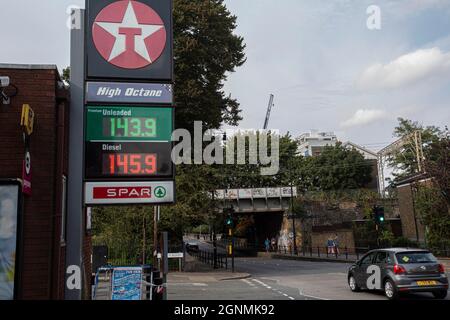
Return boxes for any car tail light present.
[438,264,445,273]
[394,264,406,275]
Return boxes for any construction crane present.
[263,94,274,130]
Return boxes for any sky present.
[1,0,449,152]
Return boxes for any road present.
[168,256,450,300]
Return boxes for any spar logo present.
[92,0,167,69]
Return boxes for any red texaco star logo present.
[92,0,167,69]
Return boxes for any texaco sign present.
[86,0,173,80]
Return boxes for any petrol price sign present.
[82,0,175,206]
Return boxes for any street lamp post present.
[211,191,218,269]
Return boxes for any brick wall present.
[311,229,355,251]
[397,184,426,242]
[0,66,69,299]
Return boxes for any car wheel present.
[384,279,399,300]
[348,275,360,292]
[432,290,447,299]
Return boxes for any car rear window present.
[395,252,437,264]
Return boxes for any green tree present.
[424,134,450,205]
[415,185,450,251]
[299,143,373,191]
[159,164,218,239]
[218,132,301,188]
[173,0,246,131]
[414,133,450,251]
[61,67,70,83]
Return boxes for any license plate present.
[417,280,438,286]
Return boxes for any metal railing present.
[188,249,228,269]
[272,245,370,261]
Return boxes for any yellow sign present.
[20,104,35,135]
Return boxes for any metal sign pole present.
[162,232,169,300]
[65,8,85,300]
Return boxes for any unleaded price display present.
[103,117,156,138]
[86,106,173,142]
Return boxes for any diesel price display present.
[85,142,173,179]
[103,153,157,175]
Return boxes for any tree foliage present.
[92,206,152,263]
[297,143,373,191]
[173,0,246,131]
[218,132,298,188]
[424,133,450,205]
[61,67,70,83]
[415,185,450,250]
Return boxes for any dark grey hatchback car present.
[348,248,448,300]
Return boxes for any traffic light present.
[224,206,235,229]
[373,205,385,224]
[225,215,233,227]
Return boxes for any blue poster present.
[111,267,142,300]
[0,184,19,300]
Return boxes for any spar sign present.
[86,0,173,80]
[85,181,174,204]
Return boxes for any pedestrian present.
[264,238,270,253]
[271,237,276,252]
[327,236,334,254]
[333,234,340,255]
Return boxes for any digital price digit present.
[104,118,157,138]
[103,153,157,176]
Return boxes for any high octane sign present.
[86,82,173,104]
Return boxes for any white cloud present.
[341,109,388,128]
[357,47,450,90]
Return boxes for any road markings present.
[170,283,207,287]
[298,289,329,300]
[250,278,295,300]
[241,279,256,287]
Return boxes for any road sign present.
[22,150,32,196]
[85,181,175,204]
[85,106,173,142]
[86,82,173,104]
[168,252,183,259]
[86,0,173,80]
